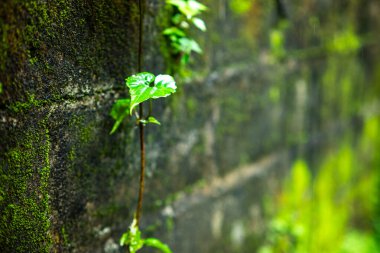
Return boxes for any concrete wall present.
[1,0,379,252]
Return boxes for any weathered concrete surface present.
[162,152,289,252]
[0,0,147,251]
[1,0,380,252]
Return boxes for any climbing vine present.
[164,0,207,75]
[110,1,177,252]
[110,74,176,253]
[110,1,208,251]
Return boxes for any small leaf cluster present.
[110,72,177,134]
[120,218,172,253]
[164,0,207,69]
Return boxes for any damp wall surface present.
[1,0,379,252]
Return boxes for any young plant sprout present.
[110,72,176,253]
[110,0,206,252]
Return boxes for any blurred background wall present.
[0,0,379,252]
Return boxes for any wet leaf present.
[144,238,173,253]
[110,99,131,134]
[147,116,161,125]
[192,17,206,31]
[127,73,177,114]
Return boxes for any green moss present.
[61,226,69,247]
[80,125,95,143]
[69,115,95,144]
[8,93,47,112]
[0,0,74,102]
[0,122,52,252]
[68,147,76,162]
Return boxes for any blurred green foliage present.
[259,116,380,253]
[326,28,361,55]
[270,29,286,60]
[269,20,290,62]
[164,0,207,76]
[229,0,253,15]
[270,21,362,61]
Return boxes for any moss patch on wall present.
[0,120,52,252]
[0,0,137,107]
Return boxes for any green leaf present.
[127,73,177,114]
[129,230,143,253]
[144,238,173,253]
[119,218,144,253]
[167,0,207,19]
[126,72,155,89]
[139,117,161,125]
[166,0,186,9]
[147,116,161,125]
[119,218,173,253]
[110,99,131,120]
[154,75,176,91]
[110,120,123,135]
[126,72,155,114]
[192,17,206,31]
[187,0,207,12]
[189,40,202,53]
[179,21,190,29]
[181,54,190,65]
[110,98,131,134]
[163,27,186,37]
[171,14,182,24]
[120,232,130,246]
[177,38,202,54]
[139,119,148,124]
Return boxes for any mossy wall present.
[0,0,147,251]
[1,0,379,252]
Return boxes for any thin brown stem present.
[149,99,152,116]
[136,104,145,226]
[135,0,145,227]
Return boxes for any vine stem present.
[135,0,145,227]
[136,104,145,226]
